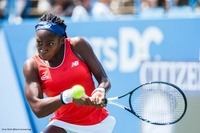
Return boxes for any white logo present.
[44,24,51,28]
[41,75,49,80]
[119,26,163,72]
[87,26,164,73]
[71,61,79,68]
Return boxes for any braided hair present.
[39,13,67,37]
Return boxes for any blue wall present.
[1,16,200,133]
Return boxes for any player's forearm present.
[98,77,111,93]
[32,95,62,118]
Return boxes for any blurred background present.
[0,0,200,133]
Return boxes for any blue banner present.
[2,16,200,133]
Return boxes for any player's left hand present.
[90,90,106,108]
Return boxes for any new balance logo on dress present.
[41,74,49,80]
[71,61,79,68]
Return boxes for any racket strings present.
[131,83,185,124]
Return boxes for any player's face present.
[36,30,64,60]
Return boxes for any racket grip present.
[104,98,108,104]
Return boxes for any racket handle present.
[104,97,118,104]
[104,98,108,104]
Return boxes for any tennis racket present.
[105,81,187,125]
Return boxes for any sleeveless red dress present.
[32,38,108,125]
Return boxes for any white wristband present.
[92,87,106,95]
[60,89,73,104]
[96,87,106,93]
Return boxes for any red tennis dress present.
[32,38,109,125]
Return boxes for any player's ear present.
[60,36,65,45]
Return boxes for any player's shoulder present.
[70,36,91,51]
[69,36,90,47]
[68,37,93,62]
[23,57,38,71]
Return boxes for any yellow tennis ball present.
[72,85,85,99]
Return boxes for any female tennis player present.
[23,13,115,133]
